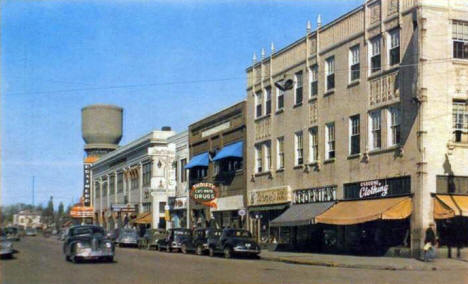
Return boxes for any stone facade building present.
[245,0,468,256]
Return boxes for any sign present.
[238,209,246,217]
[111,203,137,212]
[70,205,94,218]
[249,187,290,206]
[83,163,91,206]
[190,183,219,208]
[344,176,411,200]
[174,197,188,210]
[293,186,337,204]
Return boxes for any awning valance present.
[434,194,468,219]
[185,152,209,169]
[270,202,335,227]
[315,196,412,225]
[249,204,289,213]
[213,141,243,161]
[132,212,152,224]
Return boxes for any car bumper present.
[119,240,138,245]
[75,248,114,259]
[0,248,14,256]
[233,247,260,254]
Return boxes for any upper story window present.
[180,159,187,182]
[453,101,468,143]
[369,110,382,150]
[277,137,284,170]
[309,127,318,162]
[103,181,108,195]
[389,29,400,66]
[255,144,263,173]
[295,131,304,165]
[309,65,318,97]
[109,175,115,194]
[325,123,335,160]
[370,36,382,73]
[294,71,303,105]
[453,21,468,59]
[95,182,100,197]
[349,115,360,155]
[326,57,335,90]
[349,45,360,82]
[276,87,284,111]
[255,91,263,118]
[265,87,272,115]
[388,106,401,146]
[264,142,271,171]
[117,173,123,193]
[143,162,152,187]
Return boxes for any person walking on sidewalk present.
[424,223,437,262]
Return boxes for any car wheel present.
[224,247,232,259]
[107,256,114,263]
[71,256,80,264]
[181,244,188,254]
[196,245,203,256]
[209,247,215,257]
[65,255,70,262]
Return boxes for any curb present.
[260,256,438,271]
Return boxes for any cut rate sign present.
[190,183,219,209]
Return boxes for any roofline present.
[188,100,246,129]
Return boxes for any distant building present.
[13,210,42,229]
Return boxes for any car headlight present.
[76,242,84,248]
[105,242,112,248]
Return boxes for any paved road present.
[2,237,468,284]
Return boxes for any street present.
[1,237,468,284]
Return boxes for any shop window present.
[453,20,468,59]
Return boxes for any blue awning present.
[212,141,243,161]
[184,152,209,169]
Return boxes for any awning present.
[315,196,412,225]
[249,204,289,212]
[185,152,209,169]
[132,212,152,224]
[213,141,243,161]
[270,202,335,227]
[211,195,244,212]
[434,194,468,219]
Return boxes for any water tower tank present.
[81,104,123,157]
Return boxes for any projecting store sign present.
[344,176,411,200]
[190,183,219,208]
[83,164,91,206]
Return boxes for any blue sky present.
[1,0,363,208]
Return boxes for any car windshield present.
[174,230,190,236]
[71,226,104,236]
[5,228,18,234]
[225,230,252,238]
[122,230,137,237]
[26,228,36,232]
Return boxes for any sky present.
[1,0,364,208]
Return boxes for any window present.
[453,101,468,142]
[369,110,382,150]
[265,87,272,115]
[255,144,263,173]
[325,123,335,159]
[388,107,401,146]
[309,65,318,97]
[180,159,187,182]
[264,142,271,170]
[295,131,304,165]
[103,180,108,196]
[255,91,263,118]
[326,57,335,90]
[277,87,284,110]
[117,173,123,193]
[109,175,115,195]
[131,173,139,190]
[277,137,284,169]
[192,167,207,179]
[370,37,382,73]
[453,21,468,59]
[350,46,360,81]
[95,182,100,197]
[349,115,360,155]
[389,29,400,66]
[309,127,318,162]
[295,71,303,105]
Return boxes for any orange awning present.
[315,196,412,225]
[434,194,468,219]
[132,212,152,224]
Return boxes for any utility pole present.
[32,176,35,207]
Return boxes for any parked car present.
[106,228,120,243]
[25,227,37,236]
[157,228,192,252]
[63,225,114,263]
[116,228,138,247]
[4,227,20,241]
[208,229,260,258]
[146,229,167,250]
[0,230,16,259]
[184,228,222,255]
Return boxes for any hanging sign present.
[83,163,91,206]
[190,183,219,208]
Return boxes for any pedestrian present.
[424,223,437,262]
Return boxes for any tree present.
[42,196,54,225]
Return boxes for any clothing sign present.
[293,186,337,204]
[344,176,411,200]
[83,163,91,206]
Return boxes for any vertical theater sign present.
[83,163,91,206]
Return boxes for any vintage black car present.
[0,229,16,259]
[183,228,222,255]
[157,228,192,252]
[4,227,20,241]
[208,229,260,258]
[63,225,114,263]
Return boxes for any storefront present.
[315,176,412,255]
[248,186,291,244]
[211,195,244,229]
[169,197,189,229]
[269,186,337,252]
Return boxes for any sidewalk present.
[260,250,468,271]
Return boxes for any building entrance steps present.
[260,249,468,271]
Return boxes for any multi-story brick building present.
[245,0,468,257]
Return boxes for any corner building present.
[245,0,468,257]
